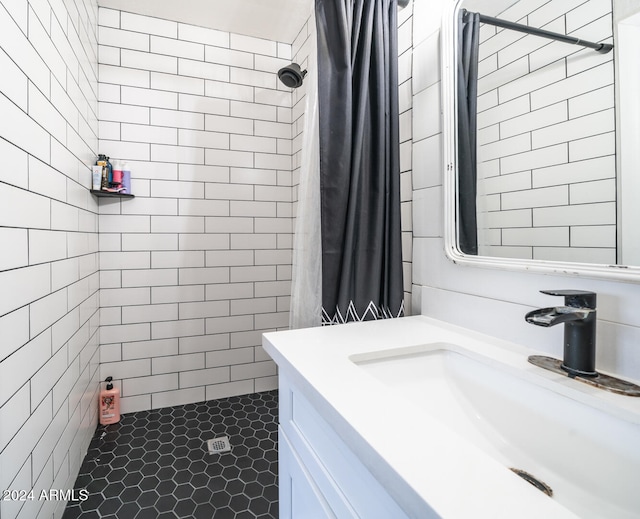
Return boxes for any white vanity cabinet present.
[263,317,607,519]
[278,373,411,519]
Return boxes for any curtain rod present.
[462,9,613,54]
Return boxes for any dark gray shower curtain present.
[458,10,480,255]
[315,0,404,324]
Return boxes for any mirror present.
[442,0,640,281]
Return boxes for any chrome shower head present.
[277,63,307,88]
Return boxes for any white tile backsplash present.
[0,384,30,452]
[178,58,229,82]
[151,318,205,339]
[121,123,178,145]
[178,23,229,48]
[205,79,254,102]
[412,83,441,141]
[179,93,229,116]
[151,143,205,164]
[152,352,204,374]
[178,199,229,216]
[569,178,616,205]
[95,5,298,408]
[568,84,614,119]
[532,155,614,188]
[230,33,278,56]
[499,101,567,138]
[0,92,50,163]
[100,322,150,344]
[100,63,150,88]
[151,251,205,269]
[570,225,616,248]
[409,0,639,385]
[121,12,177,38]
[123,373,178,396]
[151,107,205,130]
[122,50,177,76]
[179,334,230,354]
[0,5,50,94]
[121,85,177,109]
[121,268,178,287]
[531,61,613,110]
[205,45,253,68]
[99,26,149,52]
[533,202,616,227]
[500,143,567,175]
[532,109,614,149]
[148,387,203,411]
[122,303,178,324]
[98,7,120,28]
[101,287,151,306]
[121,233,178,251]
[179,300,229,319]
[122,338,178,360]
[151,35,204,60]
[0,228,28,271]
[151,71,205,95]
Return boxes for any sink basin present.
[350,343,640,519]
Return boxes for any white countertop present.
[263,316,640,519]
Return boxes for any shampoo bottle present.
[106,157,113,184]
[97,157,109,190]
[122,162,131,194]
[112,161,123,188]
[91,166,102,190]
[99,377,120,425]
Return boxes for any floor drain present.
[510,468,553,497]
[206,436,231,454]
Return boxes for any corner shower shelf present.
[90,189,135,199]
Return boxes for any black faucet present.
[525,290,597,377]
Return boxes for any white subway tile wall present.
[0,6,415,514]
[475,0,615,261]
[0,0,100,518]
[97,8,296,413]
[398,4,414,312]
[411,0,640,382]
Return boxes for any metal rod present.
[462,9,613,54]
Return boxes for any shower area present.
[94,0,410,419]
[0,0,414,518]
[71,3,316,517]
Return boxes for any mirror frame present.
[441,0,640,283]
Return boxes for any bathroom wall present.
[412,0,640,381]
[0,0,101,517]
[398,2,415,313]
[96,8,294,413]
[291,15,314,200]
[475,0,615,262]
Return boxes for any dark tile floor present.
[63,390,278,519]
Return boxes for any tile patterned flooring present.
[63,391,278,518]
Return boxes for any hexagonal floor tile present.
[63,390,278,518]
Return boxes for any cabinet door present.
[279,427,337,519]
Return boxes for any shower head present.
[277,63,307,88]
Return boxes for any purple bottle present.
[121,162,131,194]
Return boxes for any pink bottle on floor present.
[99,377,120,425]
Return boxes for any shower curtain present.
[315,0,404,324]
[457,10,480,255]
[290,32,322,329]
